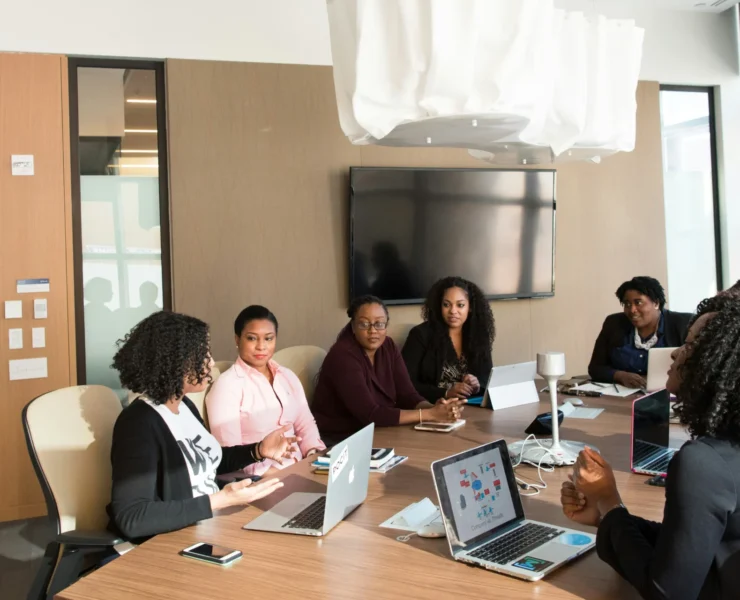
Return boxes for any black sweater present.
[588,310,691,383]
[597,437,740,599]
[401,322,493,402]
[107,397,259,543]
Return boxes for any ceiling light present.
[118,149,159,154]
[124,129,158,134]
[126,99,157,104]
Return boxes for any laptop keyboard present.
[634,440,674,473]
[469,523,563,565]
[282,496,326,531]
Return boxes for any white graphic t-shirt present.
[145,399,223,498]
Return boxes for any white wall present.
[1,0,738,284]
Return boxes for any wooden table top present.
[57,395,685,600]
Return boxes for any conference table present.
[57,393,684,600]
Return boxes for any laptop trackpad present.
[513,536,592,565]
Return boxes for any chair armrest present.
[57,529,123,546]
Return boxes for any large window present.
[659,86,721,313]
[69,60,171,395]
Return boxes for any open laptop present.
[646,348,677,392]
[431,439,595,582]
[479,362,539,410]
[631,389,677,476]
[244,423,373,536]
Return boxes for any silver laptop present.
[244,423,373,536]
[431,439,595,582]
[646,348,677,392]
[480,362,539,410]
[631,390,677,476]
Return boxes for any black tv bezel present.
[348,166,557,306]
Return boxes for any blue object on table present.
[466,395,484,406]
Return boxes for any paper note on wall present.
[18,279,50,294]
[32,328,46,349]
[9,357,48,381]
[34,298,48,319]
[11,155,34,176]
[8,329,23,350]
[4,300,22,319]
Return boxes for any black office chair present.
[22,385,124,600]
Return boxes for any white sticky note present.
[11,155,34,176]
[4,300,22,319]
[9,357,48,381]
[8,329,23,350]
[34,298,48,319]
[32,327,46,349]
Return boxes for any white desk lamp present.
[508,352,591,466]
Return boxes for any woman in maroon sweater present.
[312,295,466,443]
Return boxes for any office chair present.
[272,345,327,405]
[22,385,124,600]
[214,360,234,374]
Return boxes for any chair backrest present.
[22,385,122,534]
[214,360,234,374]
[272,345,327,405]
[387,322,416,348]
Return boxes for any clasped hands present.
[445,374,481,399]
[561,447,623,527]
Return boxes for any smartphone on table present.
[180,543,242,565]
[414,420,465,433]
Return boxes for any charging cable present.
[511,434,559,497]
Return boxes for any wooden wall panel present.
[167,60,666,377]
[0,53,75,522]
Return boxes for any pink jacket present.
[206,357,325,476]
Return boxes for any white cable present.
[511,435,560,497]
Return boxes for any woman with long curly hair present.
[401,276,495,401]
[108,311,297,542]
[561,299,740,599]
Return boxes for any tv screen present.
[349,167,556,304]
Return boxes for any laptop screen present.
[432,440,524,552]
[632,389,670,460]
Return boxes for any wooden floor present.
[57,395,683,600]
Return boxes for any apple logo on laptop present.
[349,466,355,484]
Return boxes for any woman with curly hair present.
[312,295,465,443]
[561,299,740,599]
[401,277,495,401]
[588,276,692,390]
[108,311,296,542]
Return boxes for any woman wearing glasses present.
[312,295,465,443]
[588,276,691,390]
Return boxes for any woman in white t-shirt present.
[108,311,298,542]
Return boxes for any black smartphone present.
[180,543,242,565]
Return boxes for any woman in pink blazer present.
[206,306,325,476]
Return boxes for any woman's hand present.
[463,374,481,393]
[210,477,283,511]
[561,476,600,527]
[614,371,647,390]
[446,382,473,398]
[258,424,301,464]
[573,447,622,515]
[428,398,466,422]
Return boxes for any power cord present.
[510,434,559,497]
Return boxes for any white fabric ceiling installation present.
[326,0,645,164]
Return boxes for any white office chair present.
[272,345,327,405]
[23,385,124,599]
[214,360,234,374]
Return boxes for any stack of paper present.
[572,382,642,397]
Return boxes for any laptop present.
[244,423,373,536]
[479,362,539,410]
[631,389,677,476]
[431,439,595,582]
[646,347,677,392]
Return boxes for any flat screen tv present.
[349,167,556,305]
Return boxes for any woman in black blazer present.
[402,277,495,401]
[107,311,296,543]
[588,276,691,389]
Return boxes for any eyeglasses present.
[355,320,388,331]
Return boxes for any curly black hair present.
[689,291,740,328]
[615,276,666,309]
[422,276,495,370]
[112,311,212,404]
[234,305,278,336]
[674,299,740,441]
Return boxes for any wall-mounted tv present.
[349,167,556,305]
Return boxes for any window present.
[659,86,722,313]
[69,60,171,395]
